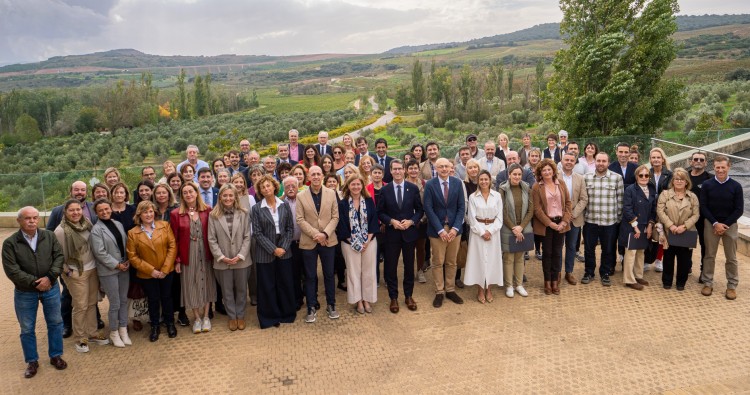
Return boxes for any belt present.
[475,217,494,225]
[550,216,562,224]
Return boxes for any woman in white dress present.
[464,170,504,303]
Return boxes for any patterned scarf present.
[348,196,369,252]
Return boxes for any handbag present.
[126,280,145,300]
[667,230,698,248]
[507,232,535,253]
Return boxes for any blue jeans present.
[583,223,617,278]
[14,284,64,363]
[303,245,335,310]
[563,225,580,273]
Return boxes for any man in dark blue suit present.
[197,168,219,208]
[275,143,298,167]
[314,131,332,157]
[373,138,394,183]
[354,136,378,165]
[423,158,466,308]
[378,159,423,313]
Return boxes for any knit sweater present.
[699,177,743,225]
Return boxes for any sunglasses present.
[637,174,650,178]
[467,137,477,142]
[692,158,705,162]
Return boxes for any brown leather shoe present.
[237,319,246,330]
[702,286,713,296]
[726,289,737,300]
[24,361,39,378]
[626,283,644,290]
[544,281,552,295]
[49,356,67,370]
[551,281,560,295]
[405,297,417,311]
[228,320,238,331]
[636,278,649,286]
[389,299,399,313]
[565,273,577,285]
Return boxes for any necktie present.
[397,185,403,209]
[320,146,325,155]
[380,158,385,167]
[442,181,449,204]
[203,191,209,205]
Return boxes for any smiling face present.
[139,207,155,224]
[181,166,194,180]
[220,188,236,208]
[181,184,197,205]
[138,185,153,202]
[169,177,182,192]
[478,172,492,191]
[93,186,109,200]
[259,180,275,199]
[65,202,83,223]
[105,172,120,186]
[412,146,423,159]
[112,186,127,204]
[467,162,479,179]
[348,178,363,197]
[71,181,87,202]
[509,168,522,186]
[154,186,170,204]
[95,203,112,221]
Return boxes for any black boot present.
[149,325,160,342]
[166,323,177,338]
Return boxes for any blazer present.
[543,147,562,163]
[493,148,508,168]
[46,201,97,231]
[477,156,506,179]
[126,221,177,279]
[288,143,305,162]
[354,151,378,166]
[495,167,535,190]
[170,209,213,266]
[199,187,220,208]
[208,209,252,270]
[608,161,638,190]
[336,197,380,242]
[419,160,438,181]
[276,158,298,167]
[295,186,340,249]
[531,181,572,236]
[252,199,294,263]
[314,144,333,157]
[518,147,533,167]
[89,219,127,277]
[649,168,673,196]
[377,181,424,243]
[566,172,589,228]
[373,155,394,183]
[423,176,466,238]
[619,183,657,246]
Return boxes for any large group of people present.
[2,128,743,379]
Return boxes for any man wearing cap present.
[454,134,480,163]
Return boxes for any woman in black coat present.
[619,164,657,291]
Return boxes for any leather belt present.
[475,217,494,225]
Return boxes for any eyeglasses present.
[637,174,650,178]
[692,158,705,162]
[674,178,686,182]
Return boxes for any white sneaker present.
[617,254,624,263]
[515,286,529,297]
[110,331,125,348]
[193,319,202,334]
[655,259,663,272]
[75,341,90,353]
[202,317,211,332]
[417,271,426,283]
[505,287,514,298]
[118,327,132,346]
[644,263,652,272]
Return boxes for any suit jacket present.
[170,209,213,266]
[608,161,638,190]
[419,160,438,181]
[276,158,298,167]
[126,221,177,279]
[296,186,340,249]
[354,151,378,166]
[531,181,572,236]
[89,219,127,277]
[208,209,252,270]
[252,199,294,263]
[46,202,97,231]
[288,143,305,162]
[495,167,535,190]
[567,172,589,228]
[377,181,423,243]
[314,144,333,157]
[518,147,534,167]
[543,147,562,163]
[493,148,508,168]
[336,197,380,243]
[373,155,394,183]
[649,168,673,196]
[477,156,506,179]
[423,176,466,238]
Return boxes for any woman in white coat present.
[464,170,504,303]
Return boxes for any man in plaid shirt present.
[582,152,624,286]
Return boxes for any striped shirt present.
[584,170,623,226]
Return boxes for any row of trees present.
[0,70,260,146]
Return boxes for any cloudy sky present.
[0,0,748,65]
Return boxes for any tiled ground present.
[1,227,748,394]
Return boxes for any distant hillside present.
[384,14,750,55]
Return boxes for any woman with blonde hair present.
[358,155,374,184]
[231,173,256,211]
[208,184,252,330]
[158,161,176,184]
[646,147,673,273]
[495,133,511,167]
[103,167,121,188]
[342,133,357,154]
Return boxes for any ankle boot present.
[551,280,560,295]
[118,327,132,346]
[110,330,125,348]
[544,281,552,295]
[149,325,160,342]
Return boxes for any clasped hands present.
[390,219,414,231]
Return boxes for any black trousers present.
[696,216,706,272]
[256,258,296,329]
[384,239,416,300]
[541,227,565,281]
[290,241,305,306]
[141,273,174,326]
[662,246,692,287]
[334,244,346,286]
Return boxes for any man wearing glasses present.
[689,151,712,280]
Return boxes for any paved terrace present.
[0,227,748,394]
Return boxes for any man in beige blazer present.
[477,141,506,179]
[419,142,441,181]
[560,152,588,285]
[295,166,340,323]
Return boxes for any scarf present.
[348,196,369,252]
[100,218,126,259]
[61,216,93,273]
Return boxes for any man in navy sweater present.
[699,155,743,300]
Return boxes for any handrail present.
[650,138,748,161]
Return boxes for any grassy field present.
[254,89,358,112]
